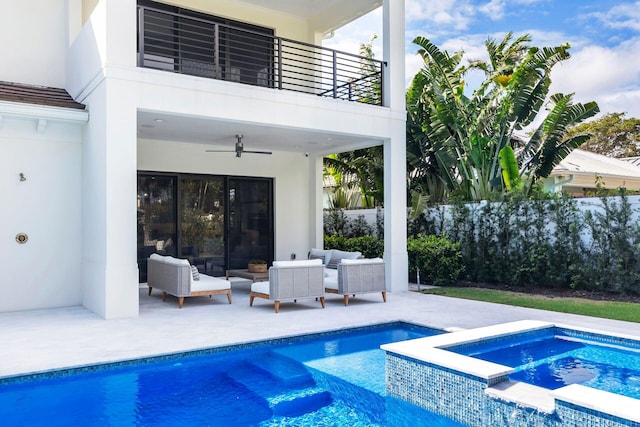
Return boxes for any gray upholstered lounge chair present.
[249,259,325,313]
[325,258,386,306]
[147,254,232,308]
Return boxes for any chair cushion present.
[190,265,200,281]
[324,268,337,279]
[308,253,325,263]
[308,248,332,266]
[341,258,383,265]
[324,277,339,290]
[272,259,322,268]
[192,275,231,292]
[326,250,362,269]
[251,281,270,295]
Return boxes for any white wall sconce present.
[19,173,26,182]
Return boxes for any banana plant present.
[498,146,522,191]
[407,33,599,201]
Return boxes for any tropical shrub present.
[422,191,640,294]
[407,235,464,286]
[406,33,599,203]
[324,210,375,238]
[323,235,384,259]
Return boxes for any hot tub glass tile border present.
[556,400,640,427]
[386,352,505,427]
[557,327,640,351]
[444,327,555,355]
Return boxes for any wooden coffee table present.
[226,269,269,282]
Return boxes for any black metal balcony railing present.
[137,5,385,106]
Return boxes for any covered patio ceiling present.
[238,0,382,35]
[137,111,384,155]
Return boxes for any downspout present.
[554,175,574,192]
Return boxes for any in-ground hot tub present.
[382,320,640,427]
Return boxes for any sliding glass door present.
[228,178,273,269]
[137,173,273,282]
[137,175,177,281]
[179,176,225,276]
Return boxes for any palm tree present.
[324,148,384,208]
[407,33,599,201]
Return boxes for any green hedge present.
[407,235,464,286]
[410,190,640,294]
[323,235,383,259]
[324,234,464,286]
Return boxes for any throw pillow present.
[190,265,200,281]
[309,254,325,263]
[327,257,341,269]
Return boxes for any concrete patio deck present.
[1,282,638,379]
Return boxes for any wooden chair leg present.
[274,301,280,313]
[343,295,349,306]
[162,291,167,302]
[178,297,184,308]
[250,295,255,306]
[148,287,153,296]
[320,297,325,309]
[226,291,232,304]
[382,291,387,302]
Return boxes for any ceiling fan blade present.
[243,150,272,155]
[205,149,235,153]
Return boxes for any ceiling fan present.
[206,134,272,158]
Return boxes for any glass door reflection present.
[228,178,273,269]
[179,177,225,276]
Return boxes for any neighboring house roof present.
[552,149,640,179]
[0,81,85,110]
[621,156,640,168]
[547,149,640,194]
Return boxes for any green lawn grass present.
[422,287,640,323]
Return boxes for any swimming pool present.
[0,322,466,426]
[382,320,640,427]
[448,326,640,399]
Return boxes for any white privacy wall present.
[0,116,83,312]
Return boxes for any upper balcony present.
[136,2,386,106]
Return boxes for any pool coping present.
[381,319,640,424]
[0,321,442,384]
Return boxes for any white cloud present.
[593,1,640,32]
[406,0,477,31]
[478,0,507,20]
[550,37,640,117]
[328,1,640,118]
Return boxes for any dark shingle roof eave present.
[0,81,85,110]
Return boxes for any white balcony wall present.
[0,0,67,87]
[0,113,83,312]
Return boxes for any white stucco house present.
[1,0,407,318]
[544,149,640,196]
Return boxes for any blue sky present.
[325,0,640,118]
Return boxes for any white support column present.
[384,129,408,293]
[82,79,139,319]
[80,0,139,318]
[383,0,408,292]
[383,0,406,110]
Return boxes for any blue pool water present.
[0,322,466,426]
[450,327,640,399]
